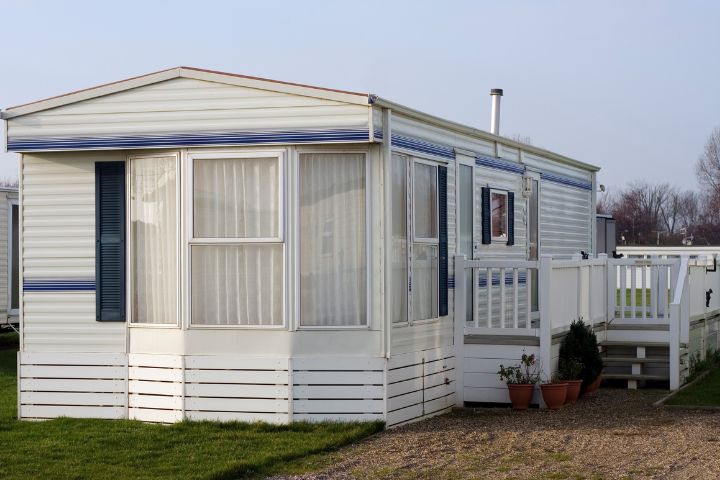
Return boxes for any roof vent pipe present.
[490,88,503,135]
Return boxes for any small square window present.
[491,191,508,241]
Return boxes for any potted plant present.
[558,318,603,395]
[498,352,540,410]
[540,374,568,410]
[558,357,583,405]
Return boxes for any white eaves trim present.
[1,67,371,119]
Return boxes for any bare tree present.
[696,126,720,198]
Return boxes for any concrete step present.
[601,356,669,364]
[603,373,669,382]
[600,340,669,348]
[607,323,670,331]
[604,329,669,343]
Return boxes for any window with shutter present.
[437,166,448,316]
[95,162,126,322]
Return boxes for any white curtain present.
[391,154,408,324]
[412,162,438,321]
[131,156,177,324]
[413,163,437,238]
[191,245,283,325]
[191,156,282,326]
[299,153,366,327]
[194,157,279,238]
[412,244,438,321]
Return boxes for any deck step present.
[600,340,668,348]
[601,356,669,364]
[607,323,670,331]
[603,373,669,381]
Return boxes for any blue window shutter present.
[506,192,515,246]
[438,166,448,317]
[96,162,126,322]
[481,187,491,244]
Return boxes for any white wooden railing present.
[453,253,696,392]
[607,257,677,324]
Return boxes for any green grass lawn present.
[0,332,381,479]
[665,367,720,407]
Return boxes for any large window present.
[130,155,178,324]
[412,162,439,321]
[299,152,367,327]
[190,152,284,326]
[390,154,408,324]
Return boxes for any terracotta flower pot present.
[564,380,583,405]
[540,383,568,410]
[583,373,603,396]
[507,384,535,410]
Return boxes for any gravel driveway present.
[273,388,720,479]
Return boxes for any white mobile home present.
[3,67,602,425]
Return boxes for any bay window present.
[299,152,367,327]
[190,152,284,327]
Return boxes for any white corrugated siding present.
[8,78,370,139]
[22,152,126,352]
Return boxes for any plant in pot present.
[559,318,604,395]
[558,357,583,405]
[540,373,568,410]
[498,352,540,410]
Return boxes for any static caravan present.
[2,67,598,425]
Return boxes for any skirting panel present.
[386,346,455,428]
[463,344,541,405]
[184,355,290,424]
[292,357,385,423]
[128,354,183,423]
[19,352,128,420]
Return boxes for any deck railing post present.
[453,254,467,407]
[606,256,616,324]
[538,255,552,406]
[598,254,608,325]
[669,302,680,390]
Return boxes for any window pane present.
[412,244,438,320]
[413,163,437,239]
[10,204,19,311]
[300,153,366,327]
[131,156,177,324]
[194,157,279,238]
[491,192,507,239]
[391,154,408,323]
[458,165,473,324]
[191,245,283,325]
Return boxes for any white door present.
[456,157,477,324]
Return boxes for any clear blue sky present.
[1,0,719,194]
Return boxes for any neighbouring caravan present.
[2,67,598,425]
[0,188,19,326]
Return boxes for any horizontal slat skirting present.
[21,378,126,393]
[185,383,288,399]
[292,385,383,400]
[293,399,384,414]
[185,397,288,413]
[23,391,126,406]
[128,367,183,383]
[185,369,288,384]
[22,405,125,419]
[129,379,183,396]
[21,352,127,366]
[21,365,126,379]
[294,413,384,423]
[292,371,383,385]
[185,355,289,370]
[186,411,288,423]
[129,394,183,410]
[129,407,183,423]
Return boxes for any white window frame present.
[127,152,182,328]
[187,149,287,330]
[295,148,372,330]
[7,198,18,317]
[490,188,509,243]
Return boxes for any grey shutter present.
[481,187,491,244]
[506,192,515,246]
[438,166,448,316]
[96,162,126,322]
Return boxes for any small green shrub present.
[498,352,541,384]
[688,349,720,382]
[558,318,603,390]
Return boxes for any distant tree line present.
[599,126,720,246]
